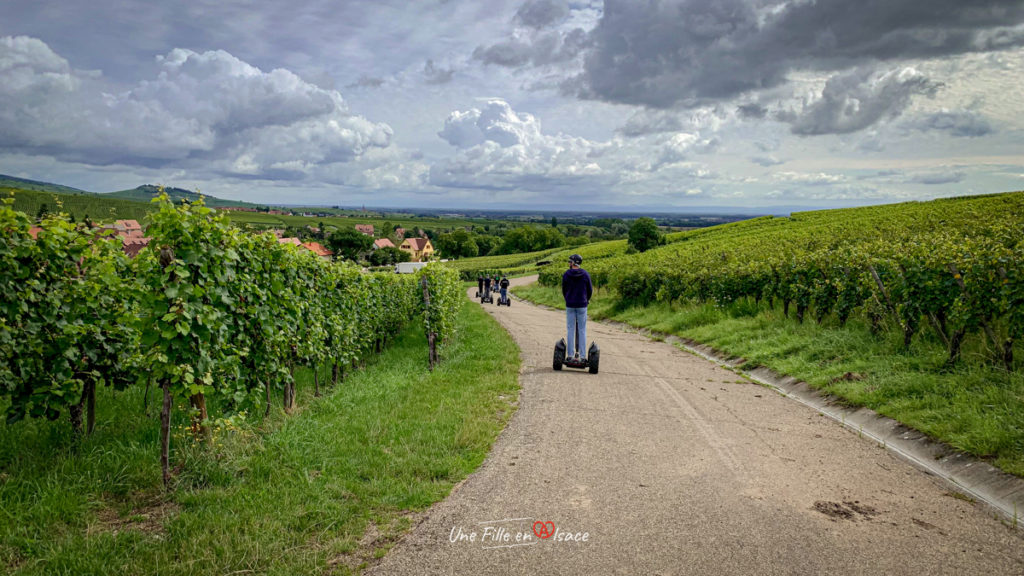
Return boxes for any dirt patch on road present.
[814,500,878,521]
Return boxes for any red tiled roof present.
[355,224,374,235]
[301,241,333,257]
[115,219,142,231]
[403,237,429,250]
[121,237,151,258]
[373,238,395,249]
[28,226,42,239]
[278,237,302,246]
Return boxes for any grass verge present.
[513,282,1024,477]
[0,299,519,575]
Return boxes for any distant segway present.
[497,292,512,307]
[553,323,599,374]
[480,287,494,304]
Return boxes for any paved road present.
[370,276,1023,575]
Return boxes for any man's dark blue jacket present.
[562,268,593,308]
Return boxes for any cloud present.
[778,67,940,135]
[618,110,685,137]
[346,75,385,89]
[904,109,994,137]
[774,171,846,185]
[908,170,967,185]
[0,37,392,178]
[750,155,784,167]
[737,103,769,120]
[431,99,604,190]
[515,0,570,29]
[473,28,588,68]
[572,0,1024,109]
[657,133,720,166]
[423,59,454,84]
[618,107,725,137]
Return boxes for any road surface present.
[369,276,1023,575]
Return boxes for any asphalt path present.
[369,276,1024,575]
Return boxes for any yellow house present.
[399,237,434,262]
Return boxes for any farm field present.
[514,190,1024,477]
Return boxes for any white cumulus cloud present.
[0,37,392,179]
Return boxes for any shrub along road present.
[371,277,1023,575]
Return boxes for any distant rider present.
[562,254,593,360]
[477,274,484,295]
[499,276,510,303]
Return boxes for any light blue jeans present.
[566,306,588,359]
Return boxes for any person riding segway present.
[498,275,511,306]
[553,254,599,373]
[476,274,484,298]
[480,274,494,304]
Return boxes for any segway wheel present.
[553,339,566,371]
[587,342,600,374]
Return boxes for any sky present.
[1,0,1023,212]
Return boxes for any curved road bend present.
[369,276,1023,575]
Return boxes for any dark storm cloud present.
[573,0,1024,109]
[515,0,570,28]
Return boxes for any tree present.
[328,227,373,262]
[435,229,478,259]
[368,246,410,266]
[497,225,565,254]
[36,203,49,221]
[475,234,500,256]
[551,216,558,227]
[628,217,662,253]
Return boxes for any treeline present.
[0,195,461,486]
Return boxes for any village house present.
[113,219,144,238]
[394,227,406,238]
[399,237,434,262]
[373,238,395,250]
[301,241,333,260]
[355,224,374,236]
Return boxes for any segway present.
[553,323,599,374]
[480,287,494,304]
[498,291,512,306]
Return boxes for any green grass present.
[0,299,519,575]
[513,282,1024,477]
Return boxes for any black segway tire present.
[553,339,566,371]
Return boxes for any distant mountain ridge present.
[105,185,261,208]
[0,174,91,195]
[0,174,259,208]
